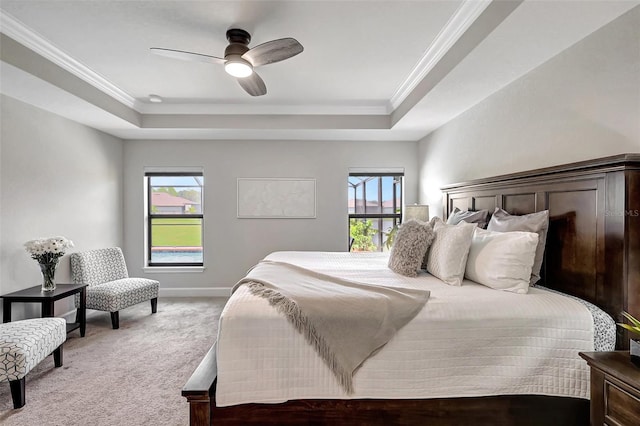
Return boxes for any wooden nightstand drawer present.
[605,380,640,426]
[580,351,640,426]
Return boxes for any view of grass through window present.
[348,173,403,252]
[151,218,202,246]
[146,173,204,266]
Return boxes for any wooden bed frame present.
[183,153,640,425]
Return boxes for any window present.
[348,173,403,252]
[146,172,203,266]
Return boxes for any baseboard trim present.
[60,308,77,322]
[57,288,231,318]
[159,287,232,297]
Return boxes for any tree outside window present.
[348,173,403,252]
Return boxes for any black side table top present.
[1,283,87,301]
[1,283,88,337]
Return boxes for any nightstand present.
[580,351,640,426]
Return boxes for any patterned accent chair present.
[70,247,159,329]
[1,317,66,408]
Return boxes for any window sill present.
[143,266,205,273]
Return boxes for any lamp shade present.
[404,204,430,222]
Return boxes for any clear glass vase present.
[39,261,58,291]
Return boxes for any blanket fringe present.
[246,281,355,394]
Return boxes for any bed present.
[183,153,640,425]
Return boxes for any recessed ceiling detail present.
[0,1,637,141]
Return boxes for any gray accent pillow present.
[446,207,489,228]
[487,208,549,286]
[426,218,476,286]
[388,219,435,277]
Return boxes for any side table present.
[1,283,87,336]
[580,351,640,426]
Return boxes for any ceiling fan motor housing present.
[224,29,251,62]
[226,28,250,44]
[223,28,253,78]
[224,43,249,58]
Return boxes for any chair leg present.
[53,344,63,367]
[151,297,158,314]
[10,377,25,409]
[110,311,120,329]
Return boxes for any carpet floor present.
[0,297,227,426]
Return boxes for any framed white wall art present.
[237,178,316,218]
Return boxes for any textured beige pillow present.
[388,219,435,277]
[487,208,549,285]
[426,218,476,286]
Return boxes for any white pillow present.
[487,208,549,286]
[465,228,539,294]
[426,218,476,286]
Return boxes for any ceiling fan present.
[150,28,303,96]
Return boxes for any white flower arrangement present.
[24,236,74,264]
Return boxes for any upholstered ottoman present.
[0,317,66,408]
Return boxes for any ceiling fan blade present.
[150,48,225,65]
[242,38,303,67]
[237,72,267,96]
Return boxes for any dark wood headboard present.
[441,154,640,349]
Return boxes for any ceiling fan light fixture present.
[151,28,303,95]
[224,57,253,78]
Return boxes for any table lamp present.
[404,204,430,222]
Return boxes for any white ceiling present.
[0,0,637,141]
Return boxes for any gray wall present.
[0,95,124,319]
[123,139,418,293]
[417,6,640,217]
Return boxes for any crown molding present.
[136,102,389,115]
[387,0,492,112]
[0,11,139,110]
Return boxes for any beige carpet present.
[0,297,227,426]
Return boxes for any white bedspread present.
[216,251,594,407]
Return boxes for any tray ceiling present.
[0,0,637,141]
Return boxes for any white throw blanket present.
[233,260,430,393]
